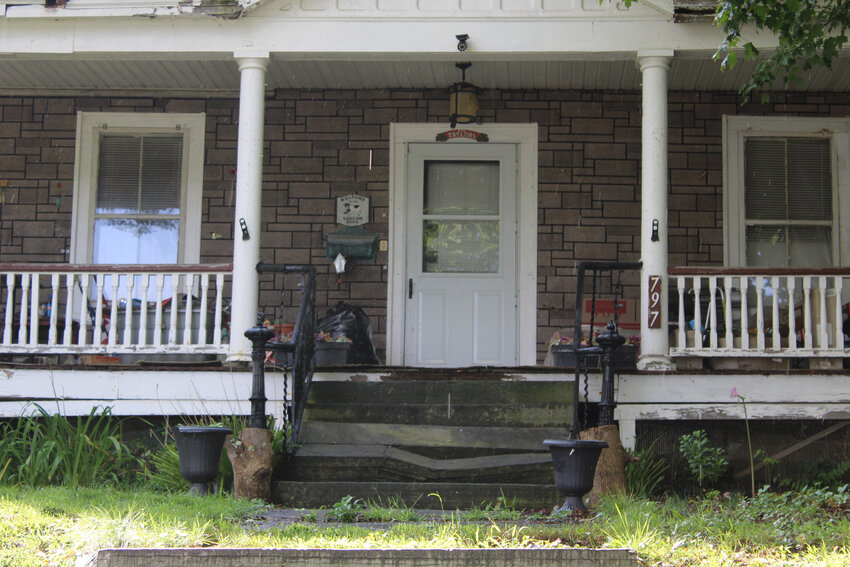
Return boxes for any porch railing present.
[256,263,316,448]
[0,263,232,356]
[670,267,849,358]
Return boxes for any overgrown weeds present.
[625,439,668,498]
[0,404,141,488]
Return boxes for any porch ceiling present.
[1,55,848,95]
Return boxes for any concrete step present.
[279,444,554,483]
[96,548,638,567]
[271,480,562,510]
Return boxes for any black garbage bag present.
[317,301,380,364]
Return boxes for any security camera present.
[456,34,469,52]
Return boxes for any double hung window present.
[724,116,848,268]
[71,112,205,300]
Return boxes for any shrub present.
[679,430,728,490]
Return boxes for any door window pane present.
[423,220,499,273]
[423,161,499,215]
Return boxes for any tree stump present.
[580,424,628,504]
[226,427,273,501]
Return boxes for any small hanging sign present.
[435,129,489,143]
[336,194,369,226]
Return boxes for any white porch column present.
[228,52,269,362]
[637,51,674,371]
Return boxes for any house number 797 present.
[648,275,662,329]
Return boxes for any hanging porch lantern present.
[449,62,481,128]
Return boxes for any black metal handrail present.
[570,261,642,436]
[248,263,316,450]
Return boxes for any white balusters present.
[123,274,134,346]
[139,274,150,347]
[787,277,797,351]
[671,269,849,359]
[677,277,686,349]
[693,277,703,350]
[78,273,90,346]
[4,273,15,345]
[19,273,30,345]
[740,276,749,350]
[168,273,179,345]
[771,276,780,350]
[154,274,165,347]
[708,277,718,350]
[817,276,829,348]
[755,278,765,352]
[199,274,210,347]
[214,273,224,347]
[835,277,845,350]
[183,274,194,346]
[28,274,39,347]
[0,265,230,355]
[724,276,733,350]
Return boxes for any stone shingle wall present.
[1,90,847,362]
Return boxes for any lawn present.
[2,485,849,567]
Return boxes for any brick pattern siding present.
[1,90,848,362]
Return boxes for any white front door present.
[404,143,518,367]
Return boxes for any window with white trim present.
[71,112,205,267]
[723,116,849,267]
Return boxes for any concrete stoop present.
[96,548,638,567]
[276,376,574,510]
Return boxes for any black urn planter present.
[174,426,232,495]
[544,439,608,511]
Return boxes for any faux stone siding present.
[1,90,848,362]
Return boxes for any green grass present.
[1,486,849,566]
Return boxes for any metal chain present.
[281,362,290,453]
[581,359,590,432]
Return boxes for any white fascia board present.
[0,17,743,57]
[5,5,185,17]
[4,0,268,18]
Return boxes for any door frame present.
[387,123,538,366]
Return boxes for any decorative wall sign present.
[648,275,662,329]
[435,129,489,143]
[336,194,369,226]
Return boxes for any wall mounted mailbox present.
[326,226,379,263]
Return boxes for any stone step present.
[279,444,554,483]
[271,480,562,510]
[307,380,573,406]
[303,402,570,427]
[299,422,565,451]
[97,548,638,567]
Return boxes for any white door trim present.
[387,123,538,366]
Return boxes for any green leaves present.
[679,430,729,490]
[715,0,850,102]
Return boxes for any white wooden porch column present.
[228,52,269,362]
[637,51,674,371]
